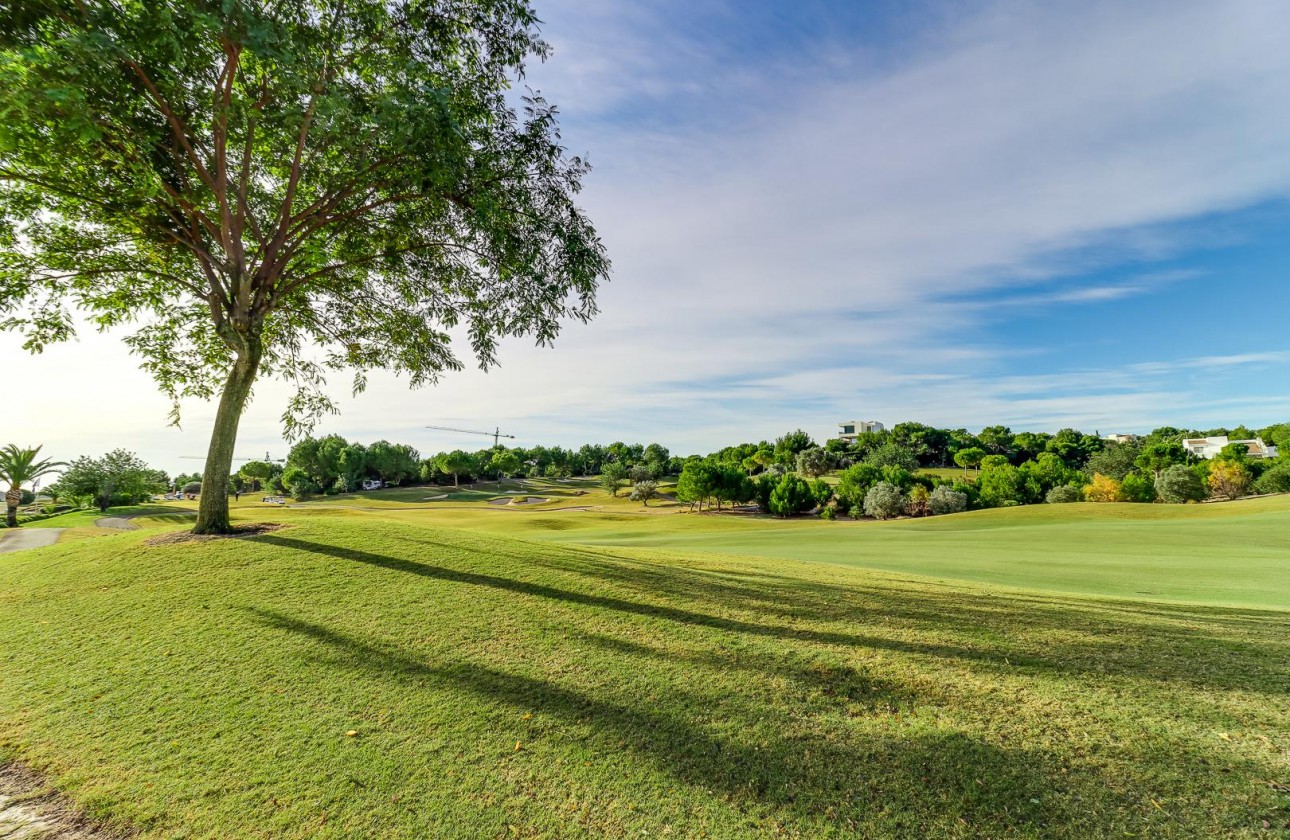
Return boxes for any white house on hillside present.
[1181,435,1279,460]
[1102,433,1139,445]
[838,420,884,442]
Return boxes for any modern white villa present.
[1181,435,1279,460]
[837,420,885,442]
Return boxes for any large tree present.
[0,1,608,533]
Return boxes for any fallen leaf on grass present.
[346,730,358,737]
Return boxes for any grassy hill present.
[1,499,1288,837]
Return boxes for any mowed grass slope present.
[1,510,1288,838]
[419,495,1290,609]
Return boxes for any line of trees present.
[663,421,1290,519]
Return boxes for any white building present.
[1181,435,1279,460]
[837,420,884,442]
[1102,433,1139,445]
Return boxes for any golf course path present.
[0,528,63,554]
[94,515,138,530]
[95,510,195,531]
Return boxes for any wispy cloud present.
[7,0,1290,468]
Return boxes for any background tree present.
[437,451,474,489]
[1253,462,1290,495]
[1119,473,1157,503]
[1135,443,1188,480]
[238,460,279,492]
[795,447,832,479]
[977,463,1030,507]
[367,441,420,487]
[675,461,718,512]
[490,450,522,487]
[629,480,659,507]
[865,443,919,471]
[977,425,1015,457]
[0,445,64,527]
[642,443,670,478]
[58,450,166,512]
[1083,474,1124,503]
[835,463,882,513]
[772,430,815,466]
[953,447,985,476]
[1207,461,1251,501]
[1156,465,1206,503]
[768,474,814,518]
[599,462,628,497]
[0,1,609,533]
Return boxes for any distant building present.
[837,420,884,443]
[1181,435,1279,460]
[1102,433,1139,445]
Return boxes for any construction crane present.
[180,451,286,463]
[425,424,515,447]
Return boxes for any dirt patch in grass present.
[143,522,288,547]
[0,762,129,838]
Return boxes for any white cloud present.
[6,0,1290,470]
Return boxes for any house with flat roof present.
[1181,435,1279,460]
[838,420,884,442]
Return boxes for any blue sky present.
[7,0,1290,469]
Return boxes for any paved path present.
[95,510,195,531]
[94,516,138,530]
[0,528,64,554]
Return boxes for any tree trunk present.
[5,486,19,528]
[194,342,262,534]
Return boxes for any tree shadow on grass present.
[254,534,1290,698]
[253,534,1036,670]
[245,606,1103,837]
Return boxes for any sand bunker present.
[487,496,550,506]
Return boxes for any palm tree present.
[0,445,66,528]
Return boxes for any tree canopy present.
[0,1,608,531]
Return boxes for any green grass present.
[16,505,178,529]
[0,501,1288,837]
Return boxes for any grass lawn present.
[16,505,182,530]
[0,501,1288,837]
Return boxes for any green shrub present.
[1120,473,1157,503]
[928,485,968,514]
[1045,485,1082,504]
[906,484,931,516]
[863,482,905,520]
[1253,462,1290,495]
[978,463,1029,507]
[288,478,319,502]
[768,475,815,517]
[1156,465,1206,504]
[835,463,882,512]
[819,505,836,520]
